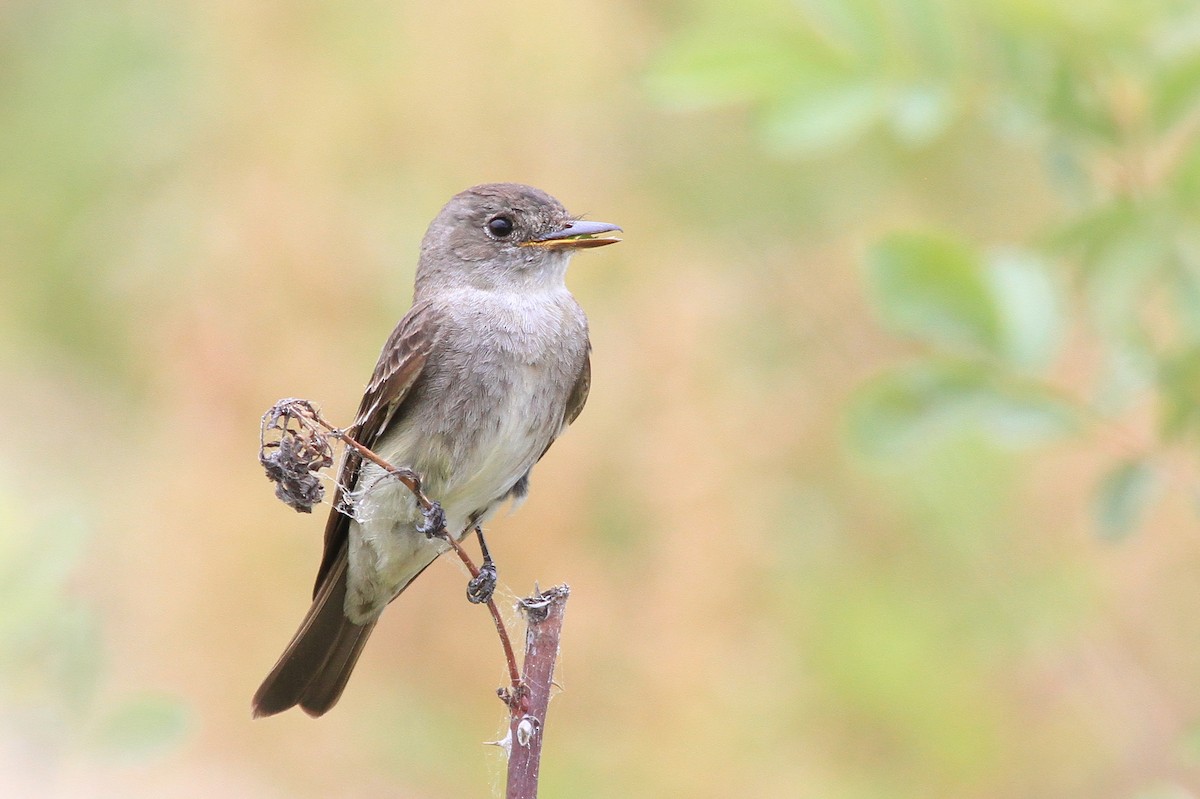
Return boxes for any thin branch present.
[506,585,570,799]
[439,534,522,693]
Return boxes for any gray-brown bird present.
[252,184,620,717]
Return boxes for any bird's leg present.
[467,525,498,604]
[416,500,446,539]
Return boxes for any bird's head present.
[416,183,620,294]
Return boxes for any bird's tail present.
[252,548,375,718]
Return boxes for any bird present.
[252,183,620,717]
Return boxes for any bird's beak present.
[524,220,622,250]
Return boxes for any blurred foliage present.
[1094,457,1163,541]
[3,0,1200,796]
[651,0,1200,540]
[0,1,197,386]
[0,486,188,775]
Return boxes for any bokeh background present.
[3,0,1200,796]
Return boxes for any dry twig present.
[505,586,571,799]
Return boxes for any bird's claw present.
[467,562,498,604]
[416,501,446,539]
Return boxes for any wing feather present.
[564,347,591,428]
[533,344,591,465]
[312,301,440,594]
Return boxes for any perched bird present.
[253,183,620,717]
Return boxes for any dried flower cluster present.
[259,398,334,513]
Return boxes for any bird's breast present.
[369,290,585,527]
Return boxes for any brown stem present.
[506,585,570,799]
[440,533,522,691]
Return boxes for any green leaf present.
[866,233,1001,355]
[1046,59,1120,143]
[1045,201,1166,348]
[1085,231,1169,341]
[986,248,1064,371]
[847,359,1079,457]
[1093,459,1160,541]
[1049,200,1168,344]
[760,80,885,157]
[1044,199,1139,258]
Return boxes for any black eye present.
[487,215,514,238]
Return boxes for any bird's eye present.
[487,215,515,238]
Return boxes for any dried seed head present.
[259,398,334,513]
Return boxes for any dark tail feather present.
[252,549,376,718]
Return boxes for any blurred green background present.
[3,0,1200,796]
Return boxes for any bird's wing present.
[312,300,440,595]
[531,344,591,468]
[564,346,591,428]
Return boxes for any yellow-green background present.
[3,1,1200,797]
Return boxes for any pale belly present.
[343,362,563,622]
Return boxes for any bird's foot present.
[467,561,498,604]
[467,525,498,604]
[460,551,494,599]
[416,501,446,539]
